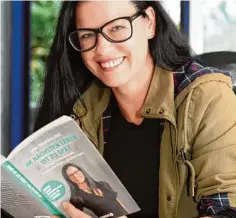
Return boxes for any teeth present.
[101,57,124,69]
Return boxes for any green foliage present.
[31,1,61,104]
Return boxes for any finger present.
[62,201,91,218]
[50,216,60,218]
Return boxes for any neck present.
[112,57,154,125]
[78,182,89,191]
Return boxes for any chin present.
[103,82,124,88]
[101,78,128,88]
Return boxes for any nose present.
[95,33,114,54]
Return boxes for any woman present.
[62,163,128,218]
[35,1,236,218]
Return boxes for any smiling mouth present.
[99,57,125,69]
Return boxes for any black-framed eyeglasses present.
[68,170,81,178]
[68,10,146,52]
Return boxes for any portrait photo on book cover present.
[62,163,128,218]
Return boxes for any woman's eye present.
[111,26,124,31]
[80,33,94,40]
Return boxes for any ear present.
[144,7,156,39]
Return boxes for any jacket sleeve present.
[187,80,236,216]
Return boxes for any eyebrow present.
[76,11,137,29]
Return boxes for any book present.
[1,116,140,218]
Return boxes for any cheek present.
[78,172,85,179]
[124,32,149,65]
[70,177,77,183]
[133,21,149,48]
[81,53,93,67]
[135,28,149,52]
[81,53,100,76]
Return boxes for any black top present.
[104,101,162,218]
[70,181,127,217]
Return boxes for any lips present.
[99,57,125,69]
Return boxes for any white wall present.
[162,0,181,25]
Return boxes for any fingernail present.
[62,201,69,211]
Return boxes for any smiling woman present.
[34,1,236,218]
[74,1,155,89]
[62,163,128,218]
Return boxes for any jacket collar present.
[141,67,176,125]
[72,66,177,126]
[72,82,111,121]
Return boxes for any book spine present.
[2,161,66,218]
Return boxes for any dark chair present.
[197,51,236,94]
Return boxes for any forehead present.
[66,166,78,174]
[75,1,137,28]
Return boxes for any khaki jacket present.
[71,67,236,218]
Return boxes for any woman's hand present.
[51,201,91,218]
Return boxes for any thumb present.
[62,201,91,218]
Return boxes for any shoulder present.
[176,72,236,144]
[189,78,236,129]
[97,182,118,198]
[175,60,233,107]
[97,181,113,190]
[188,73,236,117]
[175,72,233,108]
[191,75,234,106]
[184,74,236,149]
[190,74,235,111]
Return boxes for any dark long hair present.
[34,1,194,131]
[62,163,98,204]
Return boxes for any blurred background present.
[1,0,236,156]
